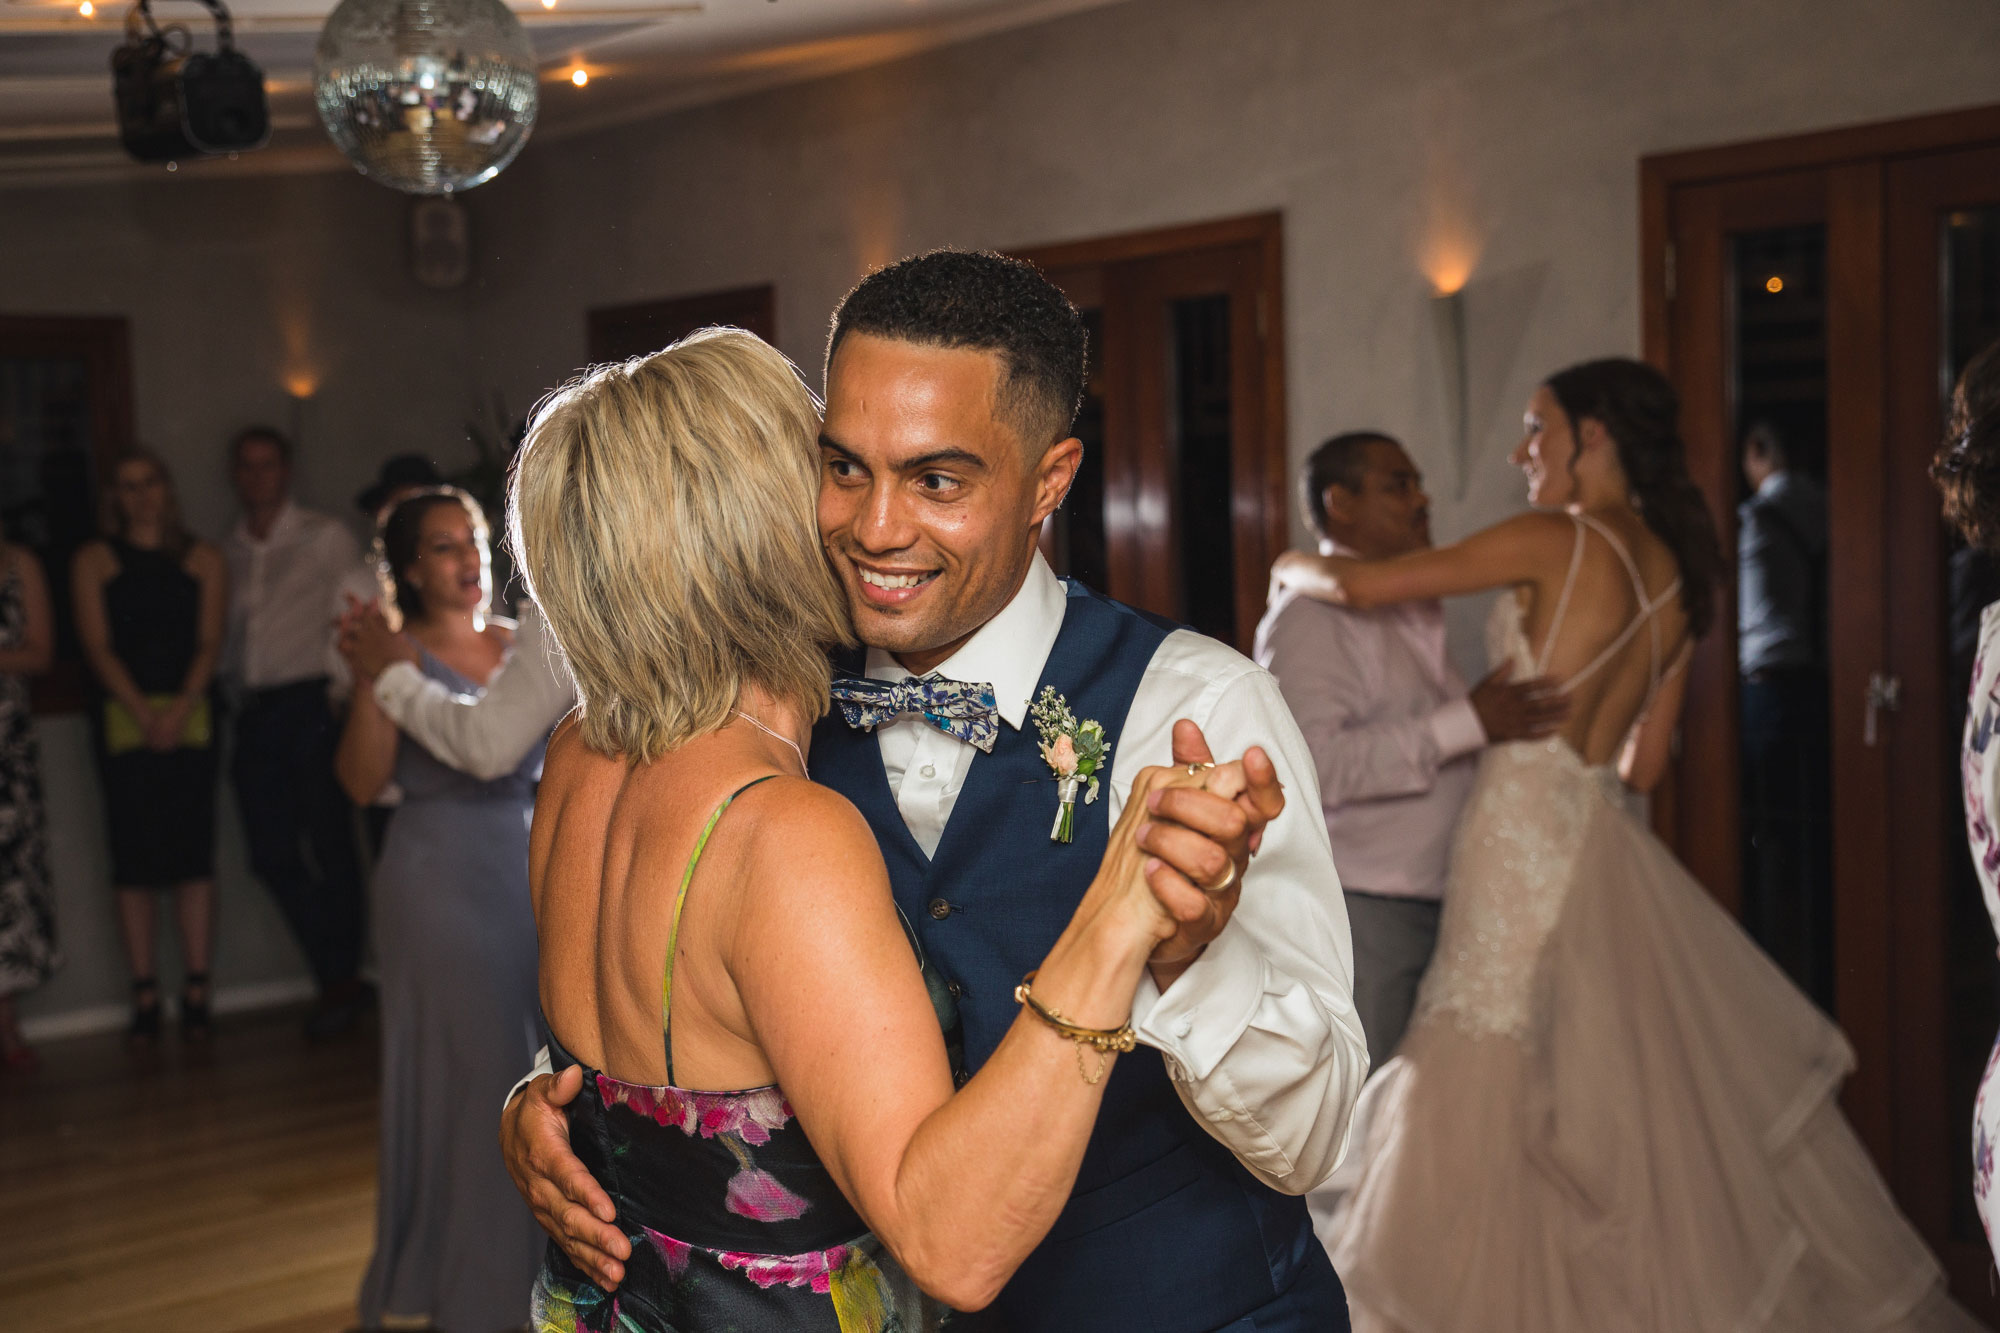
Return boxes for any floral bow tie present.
[829,675,1000,753]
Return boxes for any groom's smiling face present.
[818,333,1081,676]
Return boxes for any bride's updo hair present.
[1933,340,2000,549]
[509,327,855,763]
[1544,357,1725,638]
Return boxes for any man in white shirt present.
[503,251,1368,1330]
[1256,433,1565,1068]
[222,427,371,1040]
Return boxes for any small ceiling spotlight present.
[570,67,589,87]
[1765,275,1784,294]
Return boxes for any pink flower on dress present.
[596,1077,793,1142]
[725,1166,812,1222]
[643,1227,694,1280]
[715,1245,850,1294]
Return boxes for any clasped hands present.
[333,593,421,683]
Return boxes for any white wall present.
[2,170,482,1033]
[8,0,2000,1030]
[462,0,2000,671]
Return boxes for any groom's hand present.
[501,1067,631,1289]
[1137,719,1286,990]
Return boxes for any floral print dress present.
[0,557,57,999]
[531,778,944,1333]
[1961,601,2000,1260]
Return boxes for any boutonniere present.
[1031,686,1108,844]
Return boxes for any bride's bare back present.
[1507,507,1691,768]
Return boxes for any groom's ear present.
[1031,435,1085,527]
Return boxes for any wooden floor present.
[0,1005,380,1333]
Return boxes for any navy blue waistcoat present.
[811,581,1326,1333]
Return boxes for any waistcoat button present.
[928,897,952,920]
[946,979,963,998]
[953,1066,970,1089]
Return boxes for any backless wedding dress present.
[1326,513,1984,1332]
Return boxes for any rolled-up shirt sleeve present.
[373,603,577,780]
[1119,637,1369,1193]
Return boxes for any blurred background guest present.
[72,450,226,1042]
[1934,338,2000,1264]
[334,452,444,859]
[222,426,372,1041]
[335,487,544,1333]
[0,523,59,1070]
[1736,420,1833,1005]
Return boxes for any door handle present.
[1864,671,1903,747]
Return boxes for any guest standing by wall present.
[73,451,226,1041]
[1933,339,2000,1265]
[222,427,371,1040]
[0,525,59,1068]
[335,487,545,1333]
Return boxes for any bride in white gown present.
[1273,358,1982,1332]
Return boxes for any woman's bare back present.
[1511,507,1691,767]
[529,718,821,1091]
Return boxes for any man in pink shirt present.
[1255,432,1565,1068]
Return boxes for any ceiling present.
[0,0,1125,187]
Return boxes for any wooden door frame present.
[1015,213,1289,649]
[1640,104,2000,1306]
[0,314,133,714]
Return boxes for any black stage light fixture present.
[112,0,269,163]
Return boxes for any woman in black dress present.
[73,450,228,1040]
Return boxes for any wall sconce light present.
[1429,287,1469,500]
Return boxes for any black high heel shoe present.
[180,971,211,1041]
[128,978,161,1042]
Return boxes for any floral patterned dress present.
[0,556,57,999]
[530,777,944,1333]
[1960,601,2000,1260]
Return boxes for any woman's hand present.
[146,697,192,752]
[1268,549,1356,606]
[1089,760,1248,954]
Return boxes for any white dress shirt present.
[373,602,576,781]
[224,501,361,690]
[1253,581,1484,900]
[867,554,1366,1193]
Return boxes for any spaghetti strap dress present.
[0,557,57,996]
[1323,513,1984,1332]
[531,777,946,1333]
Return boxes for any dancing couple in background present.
[1274,359,1979,1330]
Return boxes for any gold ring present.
[1185,761,1214,776]
[1206,861,1241,894]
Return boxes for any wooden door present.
[1882,139,2000,1306]
[1645,105,2000,1318]
[1018,215,1287,650]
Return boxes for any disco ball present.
[313,0,539,195]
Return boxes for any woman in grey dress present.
[336,486,545,1331]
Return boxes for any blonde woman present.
[335,486,547,1333]
[72,450,226,1041]
[515,328,1236,1332]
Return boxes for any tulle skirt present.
[1323,756,1985,1332]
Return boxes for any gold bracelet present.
[1014,970,1136,1085]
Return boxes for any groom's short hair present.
[827,249,1088,451]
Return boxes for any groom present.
[503,250,1367,1330]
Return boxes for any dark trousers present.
[1740,668,1833,1009]
[230,678,365,992]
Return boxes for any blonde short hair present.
[510,327,853,763]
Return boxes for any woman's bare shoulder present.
[734,778,884,895]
